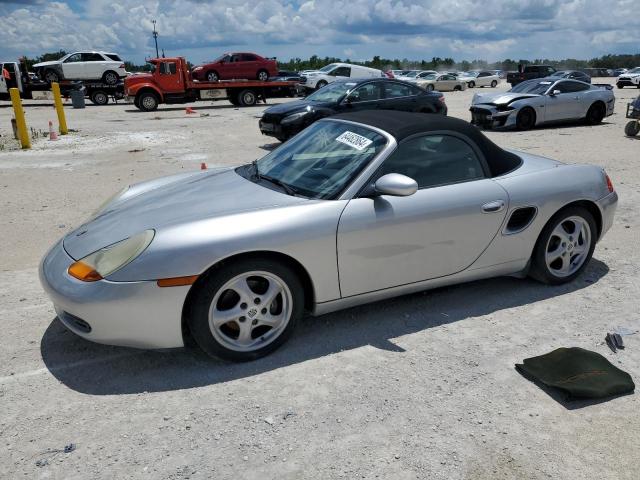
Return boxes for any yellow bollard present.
[51,82,68,135]
[9,88,31,149]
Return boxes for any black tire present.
[491,80,498,87]
[44,69,59,84]
[102,70,119,85]
[137,91,159,111]
[425,84,434,91]
[238,89,257,106]
[90,91,109,105]
[516,107,536,130]
[187,258,304,361]
[275,135,288,142]
[616,83,624,89]
[257,69,269,81]
[585,102,605,125]
[228,91,241,106]
[468,81,475,88]
[529,206,597,285]
[316,80,328,89]
[206,71,219,82]
[625,120,640,137]
[454,85,462,91]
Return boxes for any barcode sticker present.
[335,131,373,151]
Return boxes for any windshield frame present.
[305,81,355,102]
[510,79,556,95]
[319,63,339,73]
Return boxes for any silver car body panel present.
[470,79,615,129]
[40,118,618,349]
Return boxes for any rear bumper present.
[39,240,188,349]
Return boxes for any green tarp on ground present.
[516,347,635,400]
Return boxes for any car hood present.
[472,92,539,105]
[619,73,640,78]
[63,168,308,259]
[33,60,60,68]
[263,99,331,116]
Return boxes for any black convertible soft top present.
[332,110,522,177]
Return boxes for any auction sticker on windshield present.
[336,131,373,151]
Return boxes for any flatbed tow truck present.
[125,57,297,111]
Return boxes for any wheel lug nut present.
[254,298,261,305]
[240,303,247,309]
[261,308,267,314]
[239,316,246,323]
[562,242,566,247]
[252,319,258,325]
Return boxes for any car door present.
[338,82,384,113]
[379,82,420,111]
[227,54,243,79]
[545,81,583,120]
[436,74,455,91]
[81,52,105,79]
[337,133,508,297]
[240,53,258,79]
[156,60,184,93]
[61,53,85,79]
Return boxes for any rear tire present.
[529,206,597,285]
[468,81,475,88]
[257,69,269,81]
[187,258,304,361]
[102,70,119,85]
[228,92,241,106]
[585,102,605,125]
[491,80,498,87]
[425,84,434,91]
[516,107,536,130]
[238,89,257,106]
[90,91,109,105]
[316,80,327,89]
[454,85,462,91]
[137,91,159,111]
[625,120,640,137]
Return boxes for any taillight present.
[605,173,614,193]
[438,95,446,103]
[119,64,125,68]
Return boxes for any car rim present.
[243,92,255,104]
[208,271,292,352]
[106,73,117,83]
[207,73,217,82]
[545,216,591,278]
[258,71,268,81]
[95,93,106,104]
[142,95,156,109]
[45,71,57,82]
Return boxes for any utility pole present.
[152,20,159,58]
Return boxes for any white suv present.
[300,63,384,90]
[616,67,640,89]
[33,51,127,85]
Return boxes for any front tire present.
[90,91,109,105]
[585,102,605,125]
[625,120,640,137]
[425,84,434,91]
[206,71,219,82]
[316,80,328,89]
[529,206,596,285]
[516,107,536,130]
[102,70,119,85]
[468,81,475,88]
[188,258,304,361]
[44,69,59,84]
[491,80,498,87]
[137,91,159,111]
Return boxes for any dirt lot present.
[1,80,639,480]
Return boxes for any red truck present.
[124,57,296,111]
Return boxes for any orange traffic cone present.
[49,120,58,141]
[200,162,207,170]
[186,107,196,114]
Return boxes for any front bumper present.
[617,78,639,87]
[39,240,189,349]
[596,191,618,240]
[259,118,304,139]
[470,105,516,129]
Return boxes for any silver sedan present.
[470,78,615,130]
[40,111,618,361]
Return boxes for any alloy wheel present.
[544,216,591,278]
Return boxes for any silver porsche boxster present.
[470,78,615,130]
[40,111,618,361]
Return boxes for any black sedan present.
[550,70,591,83]
[259,78,447,142]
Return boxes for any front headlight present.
[281,111,308,124]
[68,230,155,282]
[193,66,203,71]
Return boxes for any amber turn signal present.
[157,275,199,288]
[68,261,103,282]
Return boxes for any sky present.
[0,0,638,65]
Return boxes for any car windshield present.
[628,67,640,74]
[319,63,338,73]
[466,72,479,77]
[510,79,553,95]
[248,121,387,199]
[550,71,566,76]
[403,71,419,77]
[305,82,355,102]
[211,54,228,63]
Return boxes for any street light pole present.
[152,20,159,58]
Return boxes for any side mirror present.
[373,173,418,197]
[549,89,561,96]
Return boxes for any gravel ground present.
[1,79,639,479]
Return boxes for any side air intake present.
[504,207,537,234]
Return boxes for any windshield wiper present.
[260,175,300,196]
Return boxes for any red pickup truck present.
[124,57,295,111]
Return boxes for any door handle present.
[482,200,505,213]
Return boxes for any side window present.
[241,54,257,61]
[553,81,573,93]
[478,72,488,77]
[378,135,485,189]
[82,53,104,62]
[65,53,82,63]
[159,62,177,75]
[350,83,383,102]
[563,81,589,92]
[331,67,351,77]
[230,55,241,63]
[383,82,413,98]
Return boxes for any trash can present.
[70,87,86,109]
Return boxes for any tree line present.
[17,51,640,73]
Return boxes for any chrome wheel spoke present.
[545,215,592,278]
[211,306,243,326]
[261,281,283,308]
[236,322,255,346]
